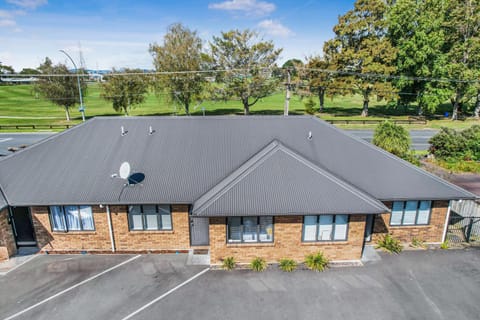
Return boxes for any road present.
[0,129,436,157]
[346,129,437,151]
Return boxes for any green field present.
[0,83,478,131]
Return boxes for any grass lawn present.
[0,83,479,131]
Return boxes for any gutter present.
[106,205,115,252]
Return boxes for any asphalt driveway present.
[0,249,479,320]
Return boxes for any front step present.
[187,249,210,266]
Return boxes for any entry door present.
[190,216,209,246]
[364,214,375,242]
[11,207,36,246]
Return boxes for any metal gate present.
[446,213,480,245]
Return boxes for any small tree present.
[373,121,411,158]
[35,57,87,121]
[210,29,282,115]
[101,69,149,116]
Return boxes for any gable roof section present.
[192,140,388,216]
[0,116,475,207]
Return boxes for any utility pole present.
[59,50,86,122]
[284,69,291,116]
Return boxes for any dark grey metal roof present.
[0,116,475,208]
[192,140,387,216]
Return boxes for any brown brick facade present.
[0,208,16,260]
[209,215,367,265]
[32,204,191,253]
[371,201,448,243]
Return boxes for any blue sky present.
[0,0,354,71]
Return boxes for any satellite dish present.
[119,162,131,179]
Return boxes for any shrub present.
[222,256,236,270]
[305,252,329,272]
[440,240,449,249]
[429,127,467,160]
[279,258,297,272]
[304,97,316,115]
[250,257,267,272]
[373,121,411,159]
[376,234,403,254]
[410,237,426,249]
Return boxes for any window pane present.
[65,206,81,230]
[403,201,418,225]
[143,205,159,230]
[391,202,404,225]
[242,217,258,242]
[417,201,431,224]
[303,216,317,241]
[50,206,66,231]
[318,215,333,241]
[129,205,143,230]
[259,216,273,242]
[158,205,172,230]
[79,206,94,230]
[228,217,241,242]
[334,215,348,240]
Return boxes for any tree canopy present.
[149,23,206,115]
[373,121,411,158]
[210,29,282,115]
[101,69,150,116]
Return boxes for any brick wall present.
[371,201,448,243]
[0,208,16,260]
[209,215,366,265]
[32,205,191,253]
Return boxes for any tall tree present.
[210,29,282,115]
[149,23,206,115]
[101,69,149,116]
[34,57,87,121]
[388,0,449,115]
[305,54,336,112]
[327,0,397,116]
[0,62,14,74]
[443,0,480,120]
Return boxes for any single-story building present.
[0,116,476,264]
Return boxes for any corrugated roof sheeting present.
[192,141,387,216]
[0,116,475,208]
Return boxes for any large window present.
[390,201,432,226]
[128,205,172,231]
[303,215,348,242]
[227,216,273,243]
[49,206,95,231]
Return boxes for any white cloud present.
[258,20,293,37]
[0,19,16,27]
[208,0,275,17]
[6,0,48,10]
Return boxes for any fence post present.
[466,218,474,243]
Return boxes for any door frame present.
[189,215,210,246]
[9,206,37,247]
[364,214,375,243]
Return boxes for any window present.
[128,205,172,231]
[390,201,432,226]
[49,206,94,231]
[227,216,273,243]
[302,215,348,242]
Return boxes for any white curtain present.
[143,205,158,230]
[391,202,404,225]
[334,215,348,240]
[158,205,172,230]
[65,206,81,230]
[50,206,66,231]
[403,201,418,225]
[303,216,317,241]
[79,206,94,230]
[129,205,143,230]
[319,215,334,241]
[417,201,431,224]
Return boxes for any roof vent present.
[121,126,127,136]
[148,126,155,135]
[307,131,313,140]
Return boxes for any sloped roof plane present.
[192,140,388,216]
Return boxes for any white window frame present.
[302,214,349,242]
[226,216,274,243]
[128,205,173,231]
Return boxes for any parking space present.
[1,249,479,320]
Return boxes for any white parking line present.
[0,138,12,143]
[3,254,141,320]
[120,267,210,320]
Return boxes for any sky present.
[0,0,354,71]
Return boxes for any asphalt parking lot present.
[0,249,479,320]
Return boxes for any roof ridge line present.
[310,117,477,199]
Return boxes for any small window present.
[49,206,94,232]
[302,215,349,242]
[390,201,432,226]
[128,205,172,231]
[227,216,273,243]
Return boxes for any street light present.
[59,49,86,122]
